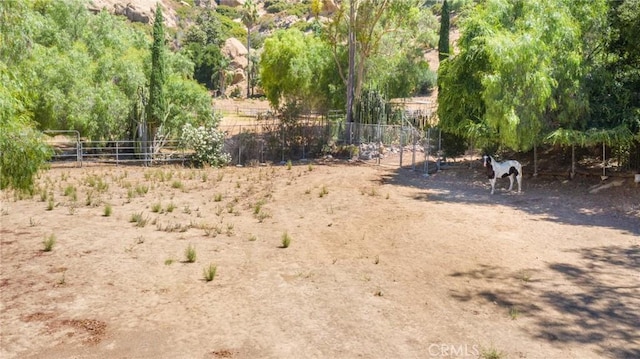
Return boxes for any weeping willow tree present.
[0,1,52,192]
[438,0,603,152]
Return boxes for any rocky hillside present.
[87,0,338,29]
[88,0,178,27]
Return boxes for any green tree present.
[260,29,332,111]
[438,0,450,61]
[324,0,432,117]
[0,117,52,192]
[146,4,167,141]
[438,0,605,151]
[587,0,640,133]
[0,0,52,192]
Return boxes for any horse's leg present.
[508,174,514,191]
[490,178,496,194]
[517,174,522,193]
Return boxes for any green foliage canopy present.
[438,0,608,151]
[260,29,333,110]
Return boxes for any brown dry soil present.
[1,160,639,359]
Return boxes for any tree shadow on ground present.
[381,161,639,235]
[448,245,640,358]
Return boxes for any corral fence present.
[44,110,639,177]
[220,112,446,175]
[45,130,188,167]
[45,119,444,174]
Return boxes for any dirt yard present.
[1,159,638,359]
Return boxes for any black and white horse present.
[482,155,522,195]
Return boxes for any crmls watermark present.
[428,343,480,358]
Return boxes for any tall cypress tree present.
[147,4,166,139]
[438,0,450,62]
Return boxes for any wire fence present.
[44,114,639,176]
[45,120,443,173]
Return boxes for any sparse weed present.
[319,185,329,197]
[164,258,175,265]
[29,217,40,227]
[63,185,75,197]
[509,306,520,320]
[204,225,221,237]
[130,212,148,227]
[39,189,48,202]
[253,200,265,215]
[127,188,135,200]
[286,160,292,170]
[151,202,162,213]
[215,206,224,216]
[57,272,66,286]
[307,163,313,171]
[256,210,271,223]
[166,202,176,213]
[103,204,112,216]
[135,184,149,196]
[46,198,54,211]
[203,264,217,282]
[85,190,94,206]
[184,244,197,263]
[214,193,223,202]
[226,223,235,236]
[248,234,257,242]
[280,231,291,248]
[42,234,56,252]
[158,222,189,233]
[86,175,108,192]
[171,180,184,190]
[480,347,504,359]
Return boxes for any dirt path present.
[1,162,638,358]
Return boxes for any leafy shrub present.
[180,123,231,167]
[265,0,289,14]
[216,5,241,19]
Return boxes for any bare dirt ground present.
[1,159,639,359]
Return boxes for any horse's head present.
[483,155,495,179]
[482,155,492,167]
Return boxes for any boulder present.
[231,69,246,84]
[113,3,150,24]
[219,0,245,7]
[322,0,339,14]
[222,37,248,59]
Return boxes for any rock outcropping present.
[88,0,178,27]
